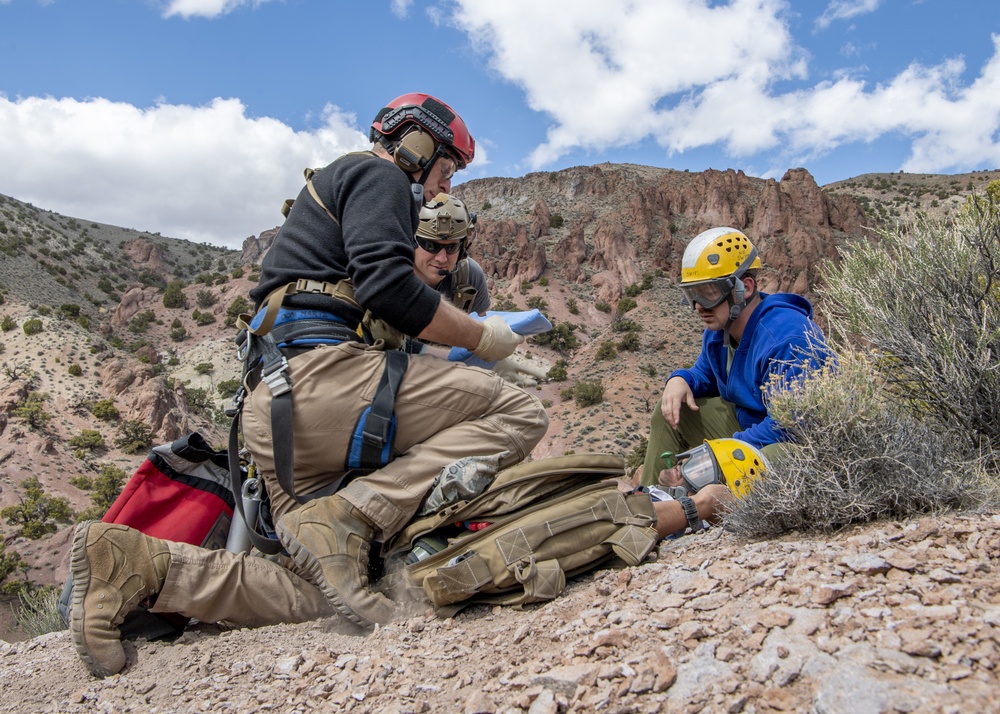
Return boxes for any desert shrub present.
[76,464,128,521]
[595,341,617,361]
[821,204,1000,457]
[59,303,81,319]
[626,435,648,474]
[129,309,156,333]
[186,386,213,412]
[162,280,187,309]
[519,280,531,295]
[624,283,642,297]
[22,318,43,335]
[1,315,15,332]
[0,540,27,595]
[170,318,187,342]
[595,301,611,313]
[546,359,568,382]
[617,331,641,352]
[192,309,217,326]
[67,363,83,376]
[616,297,638,313]
[549,214,564,229]
[69,429,105,452]
[114,420,154,454]
[529,321,579,354]
[225,295,251,327]
[611,318,642,333]
[196,289,218,308]
[566,298,579,315]
[572,379,605,407]
[13,586,64,638]
[725,352,995,538]
[217,378,241,399]
[91,398,120,422]
[1,476,74,539]
[15,391,51,429]
[492,295,518,312]
[526,296,548,311]
[194,362,214,375]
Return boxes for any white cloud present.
[391,0,413,19]
[447,1,1000,175]
[161,0,276,20]
[815,0,881,30]
[0,96,369,248]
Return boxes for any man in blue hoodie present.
[640,227,828,489]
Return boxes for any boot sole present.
[275,521,376,630]
[69,520,117,678]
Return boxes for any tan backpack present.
[382,453,659,616]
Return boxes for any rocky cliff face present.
[455,164,867,302]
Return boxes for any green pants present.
[641,396,786,486]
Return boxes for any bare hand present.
[658,465,684,488]
[661,376,697,429]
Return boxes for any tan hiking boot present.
[69,521,171,677]
[276,495,396,628]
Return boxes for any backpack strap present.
[281,168,340,224]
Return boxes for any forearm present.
[652,485,731,539]
[417,298,484,349]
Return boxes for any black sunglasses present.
[415,236,461,255]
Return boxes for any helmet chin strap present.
[721,247,758,346]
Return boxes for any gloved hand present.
[362,311,405,350]
[492,356,548,387]
[473,315,524,362]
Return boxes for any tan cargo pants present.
[151,342,548,626]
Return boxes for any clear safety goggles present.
[679,278,734,310]
[436,155,457,181]
[415,236,462,255]
[676,443,722,493]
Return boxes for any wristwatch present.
[678,496,701,532]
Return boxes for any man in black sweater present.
[70,94,549,678]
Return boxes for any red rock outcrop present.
[455,164,869,302]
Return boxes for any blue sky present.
[1,0,998,249]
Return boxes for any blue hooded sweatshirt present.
[669,292,829,449]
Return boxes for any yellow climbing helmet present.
[678,227,763,312]
[681,227,761,284]
[675,438,769,498]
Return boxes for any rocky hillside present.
[0,164,997,624]
[1,513,997,713]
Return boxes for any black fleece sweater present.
[250,152,443,337]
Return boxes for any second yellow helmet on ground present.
[681,227,762,285]
[676,437,768,498]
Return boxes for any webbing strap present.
[280,168,341,224]
[357,349,409,469]
[242,278,361,339]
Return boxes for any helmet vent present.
[708,254,719,265]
